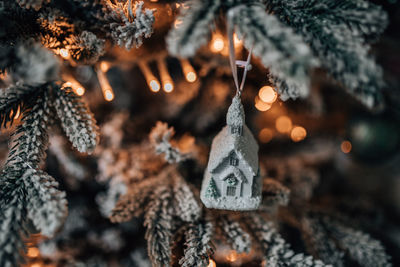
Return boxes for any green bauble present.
[347,115,400,162]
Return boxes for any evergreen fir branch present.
[149,121,191,163]
[64,31,105,64]
[166,0,221,57]
[179,220,214,267]
[0,83,39,128]
[53,86,99,154]
[217,215,251,254]
[144,184,174,267]
[16,0,50,11]
[322,218,391,267]
[262,178,290,207]
[105,1,154,50]
[6,87,51,169]
[301,216,345,267]
[110,176,163,223]
[246,214,327,266]
[228,4,318,100]
[10,42,60,85]
[269,0,387,107]
[0,178,28,267]
[172,174,201,223]
[22,169,68,237]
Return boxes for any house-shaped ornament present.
[200,95,262,211]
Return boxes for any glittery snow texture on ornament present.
[201,96,261,211]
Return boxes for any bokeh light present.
[259,128,274,143]
[258,86,277,103]
[290,126,307,142]
[341,140,352,153]
[275,116,292,133]
[255,96,272,111]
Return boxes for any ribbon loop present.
[227,18,253,96]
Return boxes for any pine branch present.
[0,178,27,267]
[6,87,51,169]
[217,215,251,254]
[166,0,221,57]
[172,174,201,223]
[64,30,105,64]
[0,83,39,128]
[246,214,327,266]
[179,220,214,267]
[262,178,290,208]
[301,216,345,267]
[53,86,99,154]
[22,169,68,237]
[110,175,163,223]
[105,1,154,50]
[149,121,191,163]
[269,0,388,107]
[144,184,174,267]
[322,218,391,267]
[16,0,50,11]
[228,4,318,100]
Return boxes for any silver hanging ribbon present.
[227,17,253,96]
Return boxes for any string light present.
[210,33,225,53]
[14,106,21,120]
[100,61,110,72]
[208,259,216,267]
[180,59,197,83]
[59,48,69,59]
[138,62,160,92]
[226,250,238,262]
[62,75,86,96]
[290,126,307,142]
[255,96,272,111]
[96,69,114,101]
[258,85,277,103]
[341,140,352,153]
[27,247,40,258]
[157,59,174,93]
[233,33,242,46]
[259,128,274,143]
[275,116,292,133]
[30,263,41,267]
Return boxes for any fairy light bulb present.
[157,59,174,93]
[27,247,40,258]
[163,82,174,93]
[275,116,292,133]
[62,76,86,96]
[138,62,161,93]
[259,86,277,103]
[180,59,197,83]
[14,105,21,120]
[96,69,114,101]
[290,126,307,142]
[149,80,160,92]
[259,128,274,143]
[211,34,225,53]
[208,259,216,267]
[59,48,69,59]
[255,96,272,111]
[341,140,352,153]
[226,250,238,262]
[100,61,110,72]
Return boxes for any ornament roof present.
[219,166,247,183]
[207,125,259,176]
[226,95,245,127]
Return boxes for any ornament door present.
[224,174,240,197]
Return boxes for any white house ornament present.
[200,95,261,211]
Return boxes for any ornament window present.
[226,185,236,196]
[231,126,242,136]
[229,155,238,166]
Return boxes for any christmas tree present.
[1,0,399,266]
